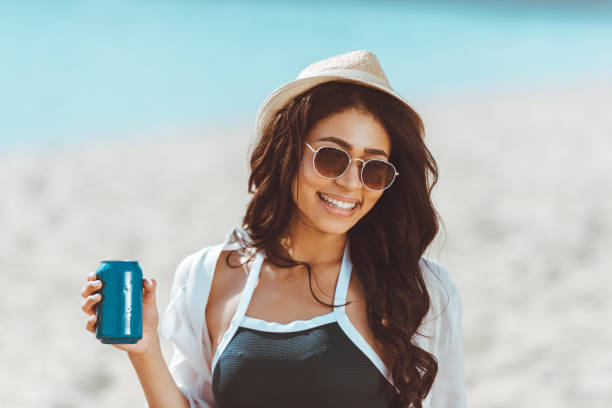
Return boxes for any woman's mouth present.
[317,192,360,217]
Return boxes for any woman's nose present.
[336,159,362,190]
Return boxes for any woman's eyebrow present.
[316,136,389,158]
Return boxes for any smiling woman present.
[294,108,393,233]
[110,50,467,408]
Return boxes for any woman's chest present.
[205,252,390,370]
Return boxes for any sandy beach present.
[1,79,611,407]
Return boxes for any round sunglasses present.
[305,141,399,191]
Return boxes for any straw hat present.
[254,49,416,140]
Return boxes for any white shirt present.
[148,226,468,408]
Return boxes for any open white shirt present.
[148,226,467,408]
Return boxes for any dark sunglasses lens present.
[315,147,349,178]
[362,160,396,190]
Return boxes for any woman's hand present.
[80,272,160,356]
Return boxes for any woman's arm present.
[417,259,468,407]
[128,334,190,408]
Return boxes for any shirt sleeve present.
[427,277,468,408]
[144,252,214,408]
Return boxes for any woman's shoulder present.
[170,244,221,291]
[418,256,459,298]
[417,255,462,328]
[161,226,251,346]
[172,226,252,286]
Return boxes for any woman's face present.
[291,107,392,235]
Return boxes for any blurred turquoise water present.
[1,0,611,152]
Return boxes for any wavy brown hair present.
[223,81,441,408]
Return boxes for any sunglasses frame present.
[304,141,399,192]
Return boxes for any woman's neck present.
[275,218,347,271]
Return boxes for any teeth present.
[319,193,357,209]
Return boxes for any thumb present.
[143,278,157,305]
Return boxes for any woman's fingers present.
[83,274,159,340]
[80,279,102,298]
[86,314,97,333]
[81,292,102,315]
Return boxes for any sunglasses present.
[305,141,399,191]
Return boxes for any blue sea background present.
[1,0,611,152]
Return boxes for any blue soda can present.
[95,260,143,344]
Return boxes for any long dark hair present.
[224,81,441,407]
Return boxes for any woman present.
[80,50,467,408]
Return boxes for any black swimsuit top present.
[210,242,398,408]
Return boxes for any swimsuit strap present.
[332,239,395,386]
[333,238,352,307]
[210,250,265,374]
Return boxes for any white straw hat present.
[255,49,417,140]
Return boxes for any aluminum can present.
[95,260,143,344]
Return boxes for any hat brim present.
[255,72,416,141]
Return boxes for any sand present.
[1,79,610,407]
